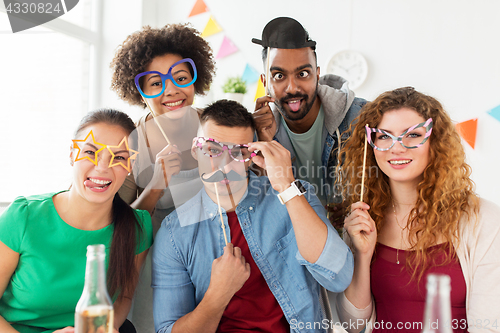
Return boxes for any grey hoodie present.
[271,74,367,198]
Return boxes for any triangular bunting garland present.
[487,104,500,123]
[201,16,222,38]
[254,77,266,101]
[241,64,260,84]
[216,36,238,59]
[188,0,208,17]
[455,118,478,149]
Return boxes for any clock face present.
[326,50,368,90]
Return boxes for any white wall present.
[116,0,500,205]
[97,0,144,119]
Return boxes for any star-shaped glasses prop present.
[72,130,106,165]
[106,137,139,172]
[72,130,139,172]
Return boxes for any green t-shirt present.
[0,192,153,333]
[282,106,326,203]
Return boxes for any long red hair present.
[339,87,479,281]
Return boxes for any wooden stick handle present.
[161,159,168,187]
[360,124,368,202]
[265,46,270,97]
[142,97,171,145]
[214,183,228,245]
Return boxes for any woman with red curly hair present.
[335,87,500,333]
[110,24,216,333]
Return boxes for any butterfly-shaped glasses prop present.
[172,137,257,232]
[194,137,259,163]
[134,58,197,99]
[365,118,433,151]
[72,130,139,172]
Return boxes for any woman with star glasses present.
[333,87,500,333]
[0,109,153,333]
[110,23,216,332]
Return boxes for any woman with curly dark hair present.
[334,87,500,333]
[110,23,216,333]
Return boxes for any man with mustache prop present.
[151,100,354,333]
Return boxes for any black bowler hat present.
[252,17,316,49]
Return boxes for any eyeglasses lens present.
[139,61,195,97]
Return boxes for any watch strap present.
[277,180,305,204]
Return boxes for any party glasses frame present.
[72,130,138,172]
[365,118,433,151]
[194,137,259,163]
[134,58,198,99]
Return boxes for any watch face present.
[326,50,368,90]
[294,180,307,194]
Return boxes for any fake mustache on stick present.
[201,170,247,183]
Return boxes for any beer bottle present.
[75,244,114,333]
[422,273,453,333]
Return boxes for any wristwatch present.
[277,180,307,204]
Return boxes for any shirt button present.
[249,207,253,211]
[209,213,214,217]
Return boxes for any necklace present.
[391,200,408,265]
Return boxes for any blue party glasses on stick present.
[134,58,197,99]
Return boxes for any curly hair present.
[339,87,479,282]
[110,23,216,108]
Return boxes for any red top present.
[371,243,467,333]
[217,211,289,333]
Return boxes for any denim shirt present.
[151,172,354,333]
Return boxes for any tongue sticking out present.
[84,179,110,188]
[288,100,301,112]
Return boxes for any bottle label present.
[75,305,114,333]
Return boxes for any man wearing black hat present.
[252,17,367,206]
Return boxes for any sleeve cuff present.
[296,226,349,273]
[338,292,373,319]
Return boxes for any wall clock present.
[326,50,368,90]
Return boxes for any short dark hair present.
[200,99,256,131]
[261,46,317,66]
